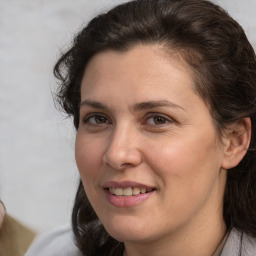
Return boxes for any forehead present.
[81,44,196,94]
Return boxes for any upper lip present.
[102,180,156,190]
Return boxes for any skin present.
[75,45,246,256]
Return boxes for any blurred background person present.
[0,200,36,256]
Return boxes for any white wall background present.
[0,0,255,233]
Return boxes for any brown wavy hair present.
[54,0,256,255]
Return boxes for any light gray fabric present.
[25,225,256,256]
[221,228,256,256]
[25,224,80,256]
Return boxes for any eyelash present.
[143,113,174,126]
[81,112,174,127]
[82,113,111,125]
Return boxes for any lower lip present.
[104,189,155,208]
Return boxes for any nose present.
[103,125,142,170]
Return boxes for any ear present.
[221,117,251,169]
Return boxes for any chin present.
[108,230,148,243]
[103,221,150,243]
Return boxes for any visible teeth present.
[123,187,133,196]
[132,187,140,195]
[140,188,146,193]
[109,187,152,196]
[115,188,123,196]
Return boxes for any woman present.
[26,0,256,255]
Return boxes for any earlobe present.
[221,117,251,169]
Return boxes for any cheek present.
[145,131,223,193]
[145,135,224,223]
[75,133,104,180]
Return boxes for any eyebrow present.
[80,100,108,109]
[79,99,185,112]
[133,100,185,112]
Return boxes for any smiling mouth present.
[108,187,155,197]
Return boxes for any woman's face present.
[75,45,227,244]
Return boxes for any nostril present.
[103,148,142,170]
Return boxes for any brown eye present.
[153,116,167,124]
[83,114,109,125]
[146,114,170,125]
[94,115,108,124]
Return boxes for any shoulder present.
[221,228,256,256]
[25,224,81,256]
[241,231,256,256]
